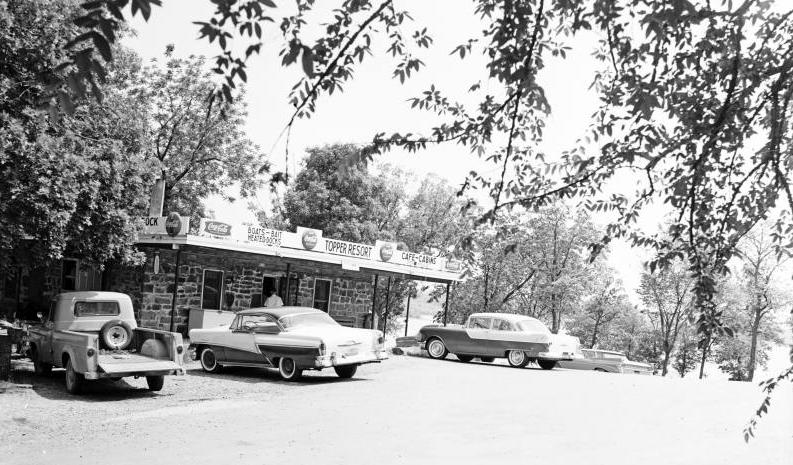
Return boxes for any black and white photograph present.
[1,0,792,464]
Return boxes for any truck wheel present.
[100,319,133,350]
[334,365,357,379]
[538,360,557,370]
[479,357,495,363]
[31,347,52,376]
[65,359,83,394]
[456,354,473,363]
[507,350,529,368]
[146,375,165,391]
[426,338,448,359]
[199,347,222,373]
[278,357,302,381]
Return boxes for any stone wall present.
[128,246,376,334]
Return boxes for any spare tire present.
[100,319,133,350]
[140,339,168,359]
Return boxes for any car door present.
[484,318,522,356]
[462,316,492,355]
[222,315,266,363]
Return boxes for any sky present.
[124,0,650,296]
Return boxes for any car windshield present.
[279,312,338,329]
[516,319,549,333]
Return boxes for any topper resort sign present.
[140,216,462,274]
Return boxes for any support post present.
[169,245,182,333]
[370,274,379,329]
[443,281,451,327]
[382,276,392,333]
[404,284,412,337]
[284,263,291,305]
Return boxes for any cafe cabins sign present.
[140,216,462,274]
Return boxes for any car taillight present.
[87,348,95,357]
[319,342,326,355]
[377,335,384,345]
[176,345,184,354]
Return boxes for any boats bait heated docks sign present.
[141,218,463,276]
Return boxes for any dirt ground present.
[1,354,791,465]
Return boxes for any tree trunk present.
[590,317,600,348]
[746,312,762,382]
[698,338,710,379]
[661,342,671,377]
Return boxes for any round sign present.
[165,212,182,237]
[301,230,318,250]
[379,243,394,262]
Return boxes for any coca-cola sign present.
[379,243,394,262]
[203,221,232,237]
[165,212,182,237]
[301,230,318,250]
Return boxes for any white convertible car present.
[189,307,388,381]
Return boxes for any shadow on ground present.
[186,364,370,386]
[9,357,168,401]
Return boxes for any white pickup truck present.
[27,291,185,394]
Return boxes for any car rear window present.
[74,301,120,317]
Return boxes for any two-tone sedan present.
[189,307,388,381]
[416,312,573,369]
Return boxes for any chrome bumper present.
[537,351,574,361]
[314,349,389,368]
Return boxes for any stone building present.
[0,215,462,336]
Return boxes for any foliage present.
[281,144,407,243]
[0,0,152,273]
[137,47,267,217]
[566,267,632,349]
[438,206,600,332]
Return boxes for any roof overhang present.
[136,234,464,284]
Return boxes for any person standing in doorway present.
[264,289,283,307]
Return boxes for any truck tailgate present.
[98,353,181,375]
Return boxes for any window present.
[62,259,78,291]
[468,317,491,329]
[74,301,120,317]
[493,319,514,331]
[202,270,224,310]
[232,313,278,332]
[516,319,550,333]
[312,279,331,312]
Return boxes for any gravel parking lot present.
[1,354,791,465]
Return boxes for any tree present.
[281,144,407,243]
[0,1,152,277]
[736,229,789,381]
[638,262,693,377]
[566,267,629,349]
[139,48,267,217]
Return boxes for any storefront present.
[133,215,463,334]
